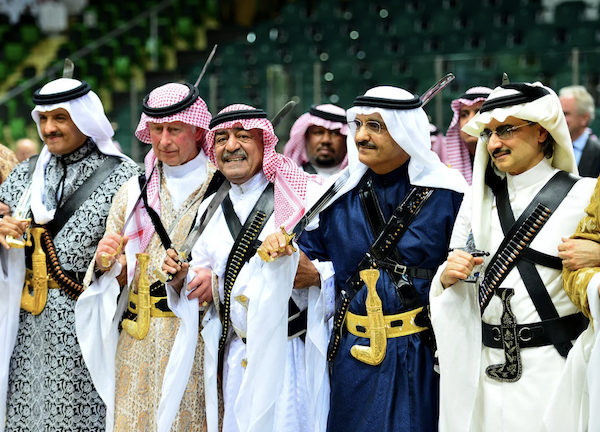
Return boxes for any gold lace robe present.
[105,163,217,431]
[563,175,600,319]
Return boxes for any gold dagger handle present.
[6,217,32,248]
[100,238,124,268]
[257,226,297,263]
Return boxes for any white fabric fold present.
[0,247,25,432]
[540,273,600,432]
[202,304,222,432]
[430,267,481,432]
[75,262,125,432]
[234,253,299,432]
[158,283,200,432]
[586,273,600,431]
[305,261,333,432]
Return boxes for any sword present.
[100,164,157,268]
[257,73,456,262]
[62,58,74,79]
[420,73,455,106]
[194,44,218,87]
[271,100,297,129]
[155,177,231,283]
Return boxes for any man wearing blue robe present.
[262,86,467,431]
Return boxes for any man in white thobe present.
[164,103,332,432]
[430,81,597,432]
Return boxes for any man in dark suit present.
[560,85,600,177]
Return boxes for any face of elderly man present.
[305,125,346,168]
[484,116,548,175]
[560,96,589,141]
[148,121,203,166]
[214,127,264,184]
[39,108,88,155]
[353,112,409,175]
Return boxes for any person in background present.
[559,85,600,178]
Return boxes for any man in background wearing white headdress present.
[284,104,348,180]
[77,82,221,431]
[0,78,139,431]
[263,86,467,431]
[440,86,492,185]
[431,81,597,432]
[164,104,331,432]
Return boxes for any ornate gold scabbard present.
[122,253,151,340]
[350,269,387,366]
[21,227,49,315]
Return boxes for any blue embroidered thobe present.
[299,163,463,432]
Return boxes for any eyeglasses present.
[350,119,386,134]
[479,121,535,144]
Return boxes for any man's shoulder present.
[585,134,600,151]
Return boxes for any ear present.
[537,125,549,144]
[581,112,591,127]
[195,127,205,142]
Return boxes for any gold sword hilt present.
[257,226,297,263]
[100,238,124,268]
[6,217,32,248]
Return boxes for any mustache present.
[44,132,64,138]
[492,148,510,158]
[222,148,248,161]
[357,140,377,149]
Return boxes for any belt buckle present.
[518,326,532,342]
[393,263,407,275]
[492,326,501,341]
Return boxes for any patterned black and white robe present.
[0,139,140,431]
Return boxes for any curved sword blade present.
[62,58,74,79]
[420,73,455,106]
[194,44,218,87]
[271,100,297,129]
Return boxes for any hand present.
[440,250,484,289]
[95,233,128,269]
[0,216,30,250]
[162,248,189,292]
[259,231,295,260]
[558,237,600,271]
[186,267,213,304]
[293,251,320,289]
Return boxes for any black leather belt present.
[482,312,588,349]
[123,280,171,322]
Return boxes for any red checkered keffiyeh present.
[206,104,323,231]
[283,104,349,168]
[445,86,492,185]
[135,83,212,144]
[126,83,212,255]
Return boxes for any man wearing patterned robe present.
[0,78,140,431]
[78,82,219,432]
[431,82,597,432]
[164,104,331,432]
[265,86,467,431]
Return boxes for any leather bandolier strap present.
[480,169,587,382]
[327,176,435,362]
[138,169,226,253]
[218,183,275,352]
